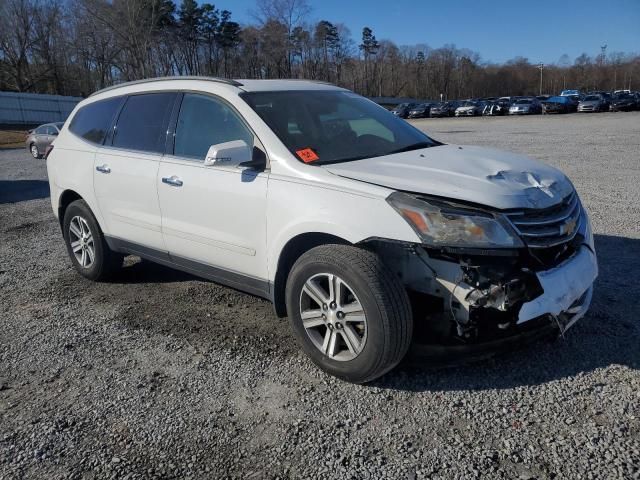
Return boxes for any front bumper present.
[408,243,597,365]
[518,245,597,325]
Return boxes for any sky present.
[204,0,640,64]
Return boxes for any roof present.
[89,76,343,97]
[236,79,343,92]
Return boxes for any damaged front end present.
[365,190,598,364]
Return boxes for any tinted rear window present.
[112,93,176,153]
[69,97,122,144]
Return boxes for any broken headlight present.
[387,192,523,248]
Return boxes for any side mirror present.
[204,140,251,167]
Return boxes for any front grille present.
[505,191,582,248]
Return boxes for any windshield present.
[584,95,600,101]
[515,99,532,104]
[615,94,633,100]
[241,90,438,165]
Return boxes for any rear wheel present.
[62,199,123,281]
[286,244,412,383]
[30,143,39,158]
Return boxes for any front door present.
[157,93,269,286]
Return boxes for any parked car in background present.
[25,122,64,158]
[560,89,582,97]
[430,101,459,117]
[542,96,578,114]
[407,103,435,118]
[609,93,638,111]
[482,98,511,116]
[455,100,483,117]
[391,103,418,118]
[536,95,552,102]
[578,94,609,112]
[509,98,541,115]
[46,77,597,383]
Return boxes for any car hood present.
[580,100,600,106]
[323,144,573,210]
[456,106,476,111]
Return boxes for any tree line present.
[1,0,638,99]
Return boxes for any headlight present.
[387,192,522,248]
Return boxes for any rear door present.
[157,92,269,286]
[34,126,48,151]
[44,125,58,148]
[93,92,177,253]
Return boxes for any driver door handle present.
[162,175,183,187]
[96,164,111,174]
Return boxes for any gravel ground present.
[1,112,639,479]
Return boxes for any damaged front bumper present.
[405,244,597,365]
[366,215,598,364]
[518,245,596,328]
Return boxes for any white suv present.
[46,77,598,383]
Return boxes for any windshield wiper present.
[386,142,434,155]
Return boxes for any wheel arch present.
[57,189,83,228]
[272,232,350,318]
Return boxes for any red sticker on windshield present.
[296,148,319,163]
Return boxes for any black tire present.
[29,143,39,159]
[285,244,412,383]
[62,199,123,281]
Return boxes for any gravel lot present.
[1,112,639,479]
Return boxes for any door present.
[34,126,48,151]
[43,125,58,149]
[157,93,269,284]
[93,92,177,252]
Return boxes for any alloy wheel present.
[69,216,95,268]
[299,273,367,361]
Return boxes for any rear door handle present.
[162,175,183,187]
[96,164,111,174]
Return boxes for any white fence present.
[0,91,82,127]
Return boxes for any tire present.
[62,199,123,281]
[30,143,39,159]
[285,244,412,383]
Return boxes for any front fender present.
[266,176,419,281]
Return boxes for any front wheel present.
[286,244,412,383]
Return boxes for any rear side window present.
[69,97,122,144]
[112,93,176,153]
[174,93,253,160]
[35,126,47,134]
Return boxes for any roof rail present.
[89,76,243,97]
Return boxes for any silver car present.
[25,122,63,158]
[578,94,609,112]
[509,98,541,115]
